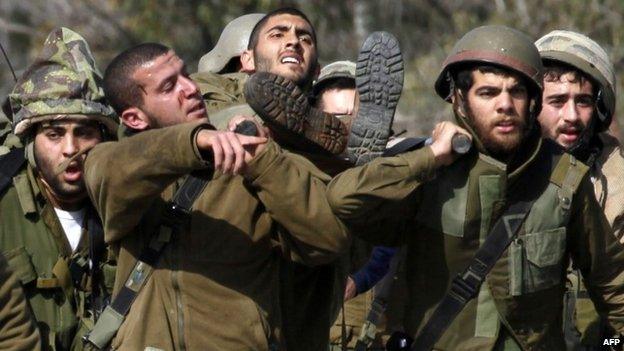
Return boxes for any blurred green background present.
[1,0,622,140]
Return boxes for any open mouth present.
[280,54,302,65]
[64,162,83,182]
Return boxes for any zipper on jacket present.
[172,244,186,351]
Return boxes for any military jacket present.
[83,121,349,350]
[0,252,41,350]
[327,136,624,350]
[593,132,624,241]
[0,165,116,350]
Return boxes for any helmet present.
[198,13,265,74]
[435,25,543,103]
[312,60,356,95]
[535,30,616,131]
[9,27,118,138]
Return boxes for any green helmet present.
[9,27,117,138]
[198,13,265,74]
[312,60,356,95]
[536,30,616,132]
[435,25,544,105]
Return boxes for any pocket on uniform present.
[3,246,37,285]
[509,227,566,296]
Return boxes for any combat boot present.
[244,71,348,155]
[348,31,404,165]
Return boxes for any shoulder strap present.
[0,147,25,195]
[410,141,562,351]
[84,174,209,349]
[354,247,405,351]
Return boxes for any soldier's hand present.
[429,122,471,167]
[344,276,357,301]
[196,129,267,175]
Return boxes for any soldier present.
[0,28,118,350]
[312,60,397,350]
[82,42,349,350]
[327,25,624,350]
[0,254,42,350]
[534,30,624,349]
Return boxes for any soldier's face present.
[465,70,529,158]
[34,120,102,206]
[134,51,207,128]
[319,87,356,131]
[251,14,318,87]
[538,72,594,148]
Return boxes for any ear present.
[240,50,255,73]
[120,107,150,131]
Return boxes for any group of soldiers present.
[0,6,623,351]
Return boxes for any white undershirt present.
[54,208,86,252]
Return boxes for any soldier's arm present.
[326,147,436,222]
[0,255,41,351]
[242,146,350,265]
[570,174,624,333]
[84,121,215,243]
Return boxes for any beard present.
[34,152,86,201]
[465,103,529,160]
[253,52,315,88]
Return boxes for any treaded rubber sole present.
[348,31,404,165]
[245,72,347,155]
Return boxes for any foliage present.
[0,0,622,139]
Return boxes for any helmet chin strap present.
[25,140,38,171]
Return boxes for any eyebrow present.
[266,24,313,37]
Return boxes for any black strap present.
[354,248,404,351]
[383,137,428,157]
[108,174,209,316]
[411,140,562,351]
[0,147,25,195]
[87,209,107,319]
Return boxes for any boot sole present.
[348,31,404,165]
[245,72,347,155]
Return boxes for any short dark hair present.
[247,7,317,50]
[542,60,595,94]
[453,64,527,94]
[314,77,355,108]
[103,43,171,114]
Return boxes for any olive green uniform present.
[1,166,115,350]
[84,121,349,350]
[2,27,118,351]
[0,251,41,350]
[327,133,624,350]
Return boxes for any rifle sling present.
[85,174,208,349]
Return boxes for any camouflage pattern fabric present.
[9,27,117,137]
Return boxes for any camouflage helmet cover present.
[312,60,356,95]
[535,30,616,131]
[9,27,117,137]
[198,13,265,74]
[435,25,544,102]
